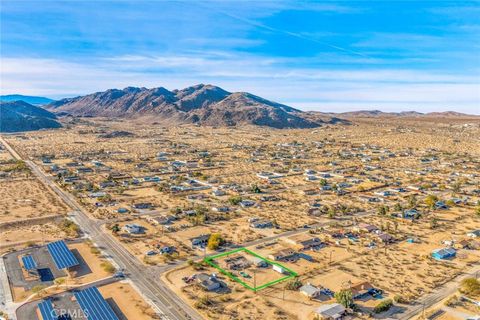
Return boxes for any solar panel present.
[47,240,79,270]
[38,299,57,320]
[22,255,37,271]
[74,287,119,320]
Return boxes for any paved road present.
[0,137,203,320]
[394,265,480,320]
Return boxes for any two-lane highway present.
[0,137,203,320]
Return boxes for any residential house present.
[240,200,256,208]
[146,215,175,225]
[303,188,318,196]
[354,223,379,233]
[212,189,226,197]
[299,283,322,299]
[246,256,268,267]
[123,224,142,234]
[159,246,176,254]
[403,209,419,219]
[196,273,221,291]
[132,202,153,210]
[376,233,395,244]
[190,234,210,247]
[284,234,324,251]
[212,206,230,213]
[314,303,346,320]
[351,281,374,299]
[268,249,297,261]
[250,220,273,229]
[467,230,480,238]
[432,247,456,260]
[224,255,251,270]
[435,201,448,209]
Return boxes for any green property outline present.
[203,247,298,292]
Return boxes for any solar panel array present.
[38,299,57,320]
[74,286,119,320]
[47,240,79,270]
[21,255,37,271]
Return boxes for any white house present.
[123,224,142,234]
[315,303,346,320]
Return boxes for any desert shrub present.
[194,295,215,309]
[459,278,480,296]
[58,219,80,237]
[393,295,408,304]
[188,259,204,271]
[228,196,242,205]
[444,295,459,307]
[374,299,393,313]
[424,194,439,209]
[100,261,116,274]
[285,278,302,290]
[32,285,46,296]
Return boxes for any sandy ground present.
[0,178,68,223]
[99,281,158,320]
[0,223,68,255]
[2,116,479,319]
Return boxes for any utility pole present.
[253,269,257,294]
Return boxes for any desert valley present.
[1,86,479,320]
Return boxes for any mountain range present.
[0,101,62,132]
[3,85,477,132]
[46,84,332,128]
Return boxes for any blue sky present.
[1,0,479,113]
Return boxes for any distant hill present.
[46,84,328,129]
[334,110,478,118]
[425,111,476,117]
[0,101,62,132]
[337,110,425,118]
[0,95,54,106]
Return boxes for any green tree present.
[319,179,328,186]
[335,289,353,308]
[111,223,120,234]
